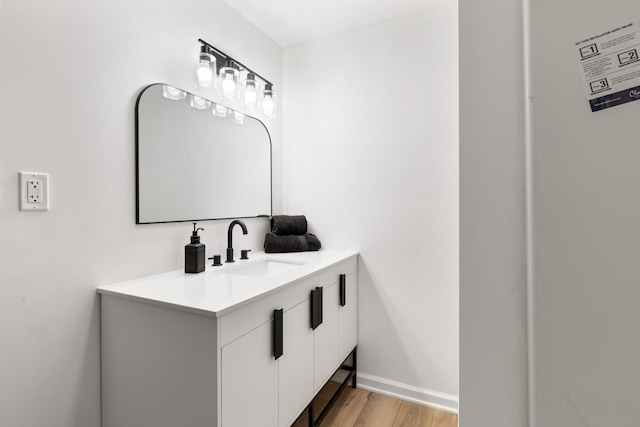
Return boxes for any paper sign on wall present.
[575,21,640,112]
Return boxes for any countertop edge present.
[98,291,219,318]
[97,250,359,318]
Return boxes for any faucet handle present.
[208,255,222,266]
[240,249,251,260]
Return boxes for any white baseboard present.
[356,373,458,414]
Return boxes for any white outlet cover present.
[19,172,49,211]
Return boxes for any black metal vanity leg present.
[352,346,357,389]
[308,402,314,427]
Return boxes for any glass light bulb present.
[196,63,213,87]
[244,89,257,107]
[162,85,186,100]
[222,75,236,99]
[190,95,211,110]
[212,103,230,117]
[234,111,245,124]
[262,96,274,117]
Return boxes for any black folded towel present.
[264,232,321,253]
[271,215,308,236]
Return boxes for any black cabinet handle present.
[274,308,283,360]
[310,287,323,330]
[340,274,347,307]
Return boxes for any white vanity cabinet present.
[99,251,357,427]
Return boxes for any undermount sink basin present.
[221,258,307,278]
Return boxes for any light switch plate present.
[19,172,49,211]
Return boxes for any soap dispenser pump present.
[185,223,205,273]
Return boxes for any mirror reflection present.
[136,83,272,224]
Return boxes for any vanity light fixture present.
[162,85,187,100]
[195,45,216,88]
[197,39,277,119]
[189,94,211,110]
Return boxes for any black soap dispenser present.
[185,223,205,273]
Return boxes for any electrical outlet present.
[27,179,42,203]
[19,172,49,211]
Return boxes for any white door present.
[278,300,314,427]
[221,319,278,427]
[339,271,358,359]
[313,282,341,390]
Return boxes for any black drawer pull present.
[310,287,323,330]
[274,308,283,360]
[339,274,346,307]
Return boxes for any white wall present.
[458,0,529,425]
[0,1,281,425]
[530,0,640,425]
[283,3,459,411]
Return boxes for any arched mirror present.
[136,83,272,224]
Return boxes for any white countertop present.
[97,249,358,317]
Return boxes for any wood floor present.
[292,382,458,427]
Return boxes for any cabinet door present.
[222,320,278,427]
[313,282,341,390]
[279,300,314,427]
[339,271,358,359]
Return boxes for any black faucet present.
[226,219,248,263]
